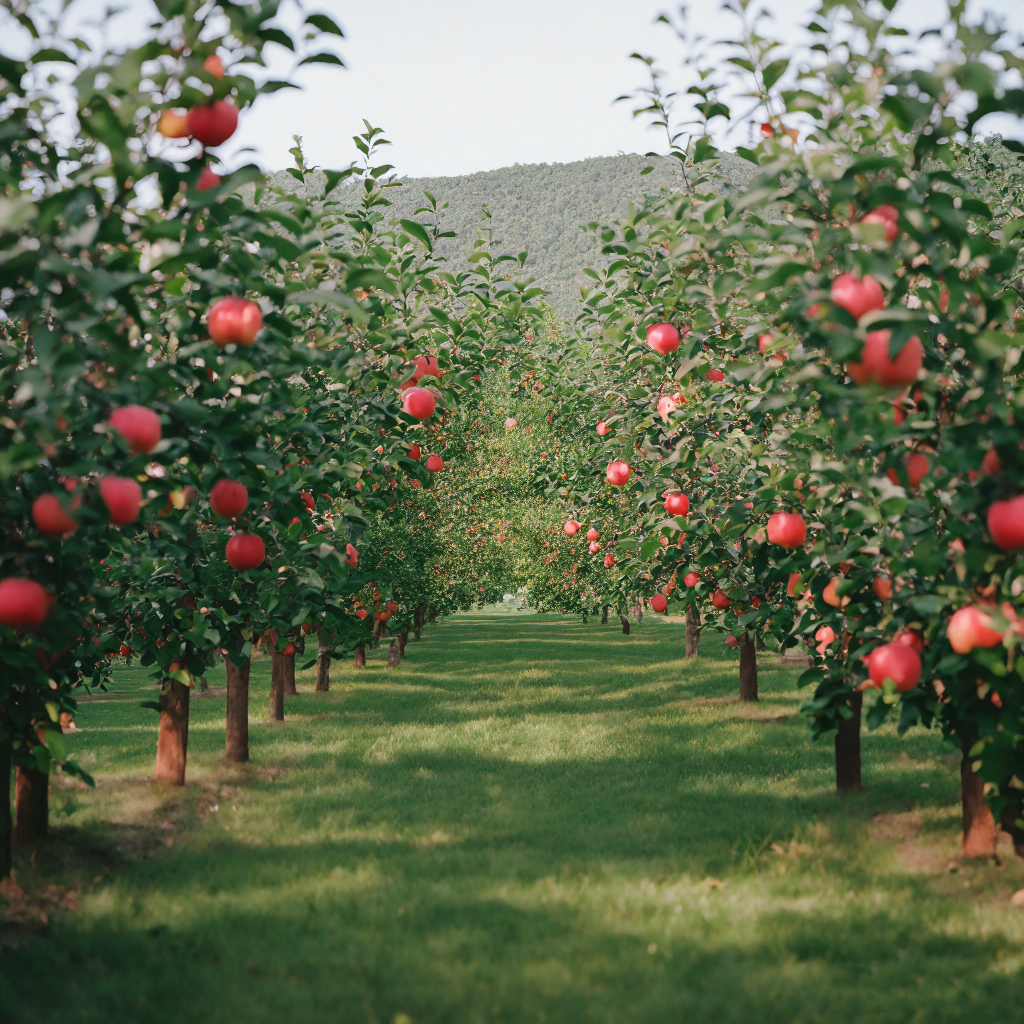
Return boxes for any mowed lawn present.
[3,615,1023,1024]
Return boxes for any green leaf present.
[761,59,789,90]
[306,14,345,36]
[399,219,433,250]
[299,53,345,67]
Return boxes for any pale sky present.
[6,0,1024,177]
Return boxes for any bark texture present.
[224,655,250,763]
[315,625,331,692]
[14,765,48,845]
[961,745,997,858]
[398,632,407,657]
[353,644,366,668]
[269,648,286,722]
[283,649,297,696]
[738,631,758,702]
[414,604,425,639]
[685,605,701,658]
[619,615,631,635]
[834,691,863,793]
[0,739,11,878]
[387,639,402,666]
[154,678,190,786]
[601,605,609,625]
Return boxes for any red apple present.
[664,492,689,517]
[860,208,899,242]
[0,578,50,629]
[32,493,78,536]
[829,272,885,321]
[589,541,600,553]
[301,491,315,511]
[766,511,806,549]
[197,166,222,190]
[684,572,700,587]
[208,296,263,346]
[410,480,420,488]
[209,479,248,517]
[596,421,609,435]
[707,368,725,382]
[401,354,443,389]
[283,643,295,656]
[225,533,265,570]
[846,330,923,387]
[408,444,422,461]
[814,625,836,654]
[586,527,599,541]
[872,577,893,600]
[158,110,190,138]
[657,394,680,421]
[886,451,930,489]
[426,455,443,472]
[505,417,517,429]
[979,448,1002,476]
[725,635,739,648]
[604,553,615,568]
[647,322,680,355]
[650,593,668,613]
[203,54,224,78]
[712,589,730,610]
[866,642,921,691]
[987,494,1024,551]
[787,572,801,596]
[109,405,162,454]
[345,543,358,568]
[606,461,631,486]
[187,100,238,147]
[375,611,392,623]
[403,387,436,420]
[893,627,924,654]
[822,577,850,608]
[101,476,142,525]
[356,609,369,621]
[564,520,580,535]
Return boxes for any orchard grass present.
[3,616,1023,1023]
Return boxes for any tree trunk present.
[388,639,401,666]
[961,745,997,858]
[372,617,383,643]
[835,691,863,793]
[224,654,250,763]
[685,605,701,658]
[283,649,297,696]
[0,739,11,879]
[427,607,437,622]
[154,678,190,786]
[999,807,1024,861]
[414,603,425,639]
[14,765,48,845]
[353,644,366,668]
[398,632,407,657]
[270,648,286,722]
[738,631,758,702]
[634,601,643,624]
[619,615,631,635]
[315,625,331,692]
[601,605,609,624]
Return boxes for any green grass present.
[3,615,1023,1024]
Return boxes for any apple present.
[208,296,263,346]
[814,625,836,654]
[707,368,725,382]
[647,322,680,355]
[505,417,517,429]
[787,572,801,596]
[866,642,921,691]
[664,492,689,517]
[712,589,730,610]
[651,594,668,613]
[32,493,78,536]
[345,543,358,568]
[886,451,930,489]
[203,54,224,78]
[893,627,924,654]
[426,454,443,472]
[846,330,923,387]
[375,611,392,623]
[596,421,609,435]
[403,387,436,420]
[225,533,265,570]
[657,394,680,421]
[589,541,600,553]
[0,578,50,629]
[301,491,315,511]
[408,445,422,461]
[725,635,739,648]
[859,207,899,242]
[386,600,398,613]
[109,405,162,454]
[564,520,580,535]
[604,553,615,568]
[197,167,221,190]
[872,577,893,600]
[401,354,443,389]
[101,476,142,525]
[410,480,421,489]
[119,644,132,657]
[979,448,1002,476]
[356,609,369,620]
[187,100,238,147]
[829,272,885,321]
[606,461,631,486]
[684,572,700,587]
[822,577,850,608]
[209,479,248,517]
[766,511,806,548]
[987,494,1024,551]
[586,528,599,541]
[158,110,190,138]
[282,643,295,656]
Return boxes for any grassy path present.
[3,615,1023,1023]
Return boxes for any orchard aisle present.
[4,616,1023,1023]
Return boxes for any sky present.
[7,0,1024,178]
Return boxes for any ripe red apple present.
[345,543,358,568]
[979,448,1002,476]
[101,476,142,525]
[505,417,517,429]
[872,577,893,600]
[596,421,609,436]
[408,444,422,460]
[426,455,443,472]
[866,642,921,691]
[657,394,680,421]
[158,110,190,138]
[725,635,739,648]
[119,644,132,657]
[859,207,899,242]
[410,480,420,488]
[283,643,295,656]
[109,405,162,454]
[203,54,224,78]
[822,577,850,608]
[356,609,369,620]
[766,511,806,549]
[586,527,599,541]
[197,166,221,190]
[893,627,924,654]
[403,387,436,420]
[208,296,262,347]
[301,492,315,511]
[564,520,580,535]
[589,541,600,553]
[375,611,392,623]
[187,100,238,147]
[606,461,631,486]
[712,589,730,610]
[647,322,680,355]
[209,479,248,517]
[814,625,836,654]
[32,493,78,536]
[787,572,801,596]
[987,494,1024,551]
[846,330,923,387]
[664,492,689,517]
[650,593,668,613]
[401,354,443,389]
[886,451,930,489]
[707,368,725,382]
[0,578,50,629]
[829,272,885,321]
[684,572,700,587]
[604,553,615,568]
[225,533,265,570]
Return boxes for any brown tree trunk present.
[601,604,609,624]
[0,739,12,878]
[315,625,331,692]
[353,644,366,668]
[961,745,997,858]
[154,678,190,786]
[398,632,407,657]
[619,615,630,635]
[427,607,437,622]
[738,631,758,702]
[14,765,48,845]
[685,605,701,658]
[835,691,863,793]
[283,649,297,696]
[270,647,286,722]
[224,654,250,763]
[414,603,425,639]
[634,601,643,624]
[372,617,383,643]
[388,639,401,666]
